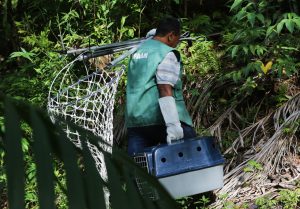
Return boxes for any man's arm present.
[157,84,183,144]
[157,84,173,97]
[156,51,183,144]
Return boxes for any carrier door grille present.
[133,154,158,200]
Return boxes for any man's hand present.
[158,96,183,144]
[166,122,183,144]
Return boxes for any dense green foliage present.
[1,0,299,208]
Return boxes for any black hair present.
[155,17,180,37]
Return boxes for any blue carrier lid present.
[146,136,225,178]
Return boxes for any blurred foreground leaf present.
[1,95,178,209]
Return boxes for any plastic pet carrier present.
[133,136,225,199]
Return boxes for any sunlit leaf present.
[230,0,243,11]
[120,16,127,27]
[9,48,36,62]
[231,45,239,58]
[277,21,285,34]
[260,61,273,74]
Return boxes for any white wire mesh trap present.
[47,54,124,180]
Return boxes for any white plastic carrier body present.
[158,164,224,198]
[134,136,225,199]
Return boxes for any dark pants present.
[127,122,196,156]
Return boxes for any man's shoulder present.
[164,50,180,62]
[170,50,180,62]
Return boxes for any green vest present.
[125,39,193,127]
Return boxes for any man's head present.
[154,17,181,48]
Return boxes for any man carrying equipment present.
[126,17,196,156]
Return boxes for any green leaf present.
[242,66,250,77]
[128,29,135,38]
[249,45,256,55]
[248,160,263,170]
[120,16,127,27]
[256,46,265,56]
[236,10,246,20]
[230,0,243,11]
[294,18,300,29]
[31,108,55,209]
[106,155,132,209]
[242,46,249,55]
[266,25,275,37]
[56,129,87,209]
[4,98,25,209]
[100,4,106,11]
[81,139,106,209]
[107,22,114,28]
[247,13,256,27]
[285,19,294,33]
[231,45,239,58]
[256,14,265,24]
[280,46,299,51]
[232,71,242,83]
[243,167,253,172]
[9,48,36,62]
[244,2,253,10]
[277,21,285,34]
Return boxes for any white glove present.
[158,96,184,144]
[146,28,156,38]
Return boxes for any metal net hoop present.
[47,54,124,179]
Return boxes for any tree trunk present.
[1,0,20,57]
